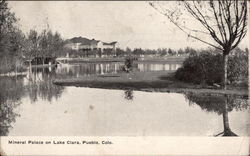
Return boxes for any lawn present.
[53,70,248,96]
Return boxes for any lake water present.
[0,62,249,136]
[55,62,181,78]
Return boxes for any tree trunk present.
[222,53,228,90]
[222,100,230,132]
[29,60,32,81]
[15,63,17,80]
[4,56,7,72]
[29,58,32,73]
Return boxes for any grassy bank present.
[53,71,248,96]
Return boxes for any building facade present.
[64,37,118,51]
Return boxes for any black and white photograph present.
[0,0,249,155]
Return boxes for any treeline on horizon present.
[114,47,249,57]
[67,46,249,58]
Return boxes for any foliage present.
[122,56,134,73]
[114,47,194,57]
[227,48,249,82]
[0,0,26,73]
[175,49,248,85]
[150,0,248,90]
[0,1,64,73]
[25,29,64,60]
[61,46,197,58]
[115,48,127,57]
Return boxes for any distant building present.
[103,42,117,50]
[64,37,118,51]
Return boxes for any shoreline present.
[53,71,248,96]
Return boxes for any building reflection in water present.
[1,62,248,137]
[0,62,181,136]
[137,63,180,72]
[55,63,124,78]
[185,93,249,136]
[55,62,181,78]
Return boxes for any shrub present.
[175,50,248,85]
[121,56,139,73]
[125,56,133,69]
[0,57,26,74]
[228,53,248,82]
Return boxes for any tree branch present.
[149,2,223,50]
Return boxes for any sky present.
[9,1,249,50]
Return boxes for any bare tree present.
[150,0,248,90]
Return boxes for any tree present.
[0,0,25,74]
[167,48,176,56]
[160,48,167,56]
[150,0,248,90]
[39,29,49,64]
[126,47,132,56]
[133,48,143,56]
[33,29,64,64]
[25,29,39,67]
[52,32,64,57]
[184,47,197,56]
[177,48,184,56]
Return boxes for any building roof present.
[65,37,100,45]
[103,41,117,45]
[65,37,117,46]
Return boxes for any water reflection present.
[0,63,249,136]
[56,63,123,78]
[124,89,134,101]
[26,67,64,102]
[185,93,249,136]
[137,63,181,71]
[55,62,181,78]
[0,67,65,135]
[6,88,249,136]
[0,76,24,135]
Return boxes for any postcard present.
[0,0,249,155]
